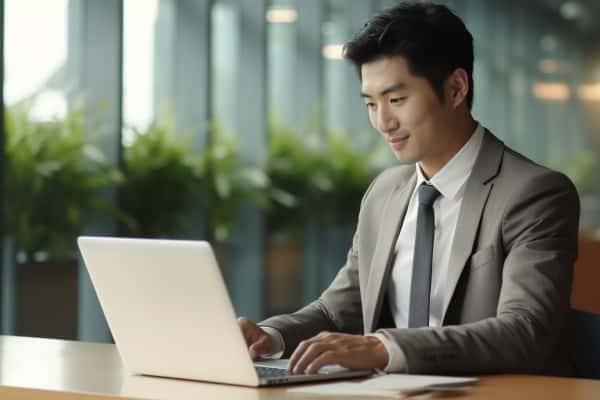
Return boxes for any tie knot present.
[418,183,441,207]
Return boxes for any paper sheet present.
[288,382,403,398]
[361,374,479,390]
[288,374,478,397]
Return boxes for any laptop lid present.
[77,236,260,386]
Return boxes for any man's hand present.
[288,332,389,374]
[237,317,276,360]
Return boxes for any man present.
[238,2,579,375]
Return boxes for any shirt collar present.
[415,123,485,201]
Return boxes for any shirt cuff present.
[258,326,285,359]
[368,332,407,373]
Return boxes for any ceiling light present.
[578,84,600,101]
[266,8,297,23]
[532,82,571,102]
[322,44,344,60]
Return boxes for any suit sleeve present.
[377,171,579,375]
[257,176,383,358]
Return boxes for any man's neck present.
[420,117,478,179]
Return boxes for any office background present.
[0,0,599,343]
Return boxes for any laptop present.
[77,236,372,387]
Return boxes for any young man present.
[238,2,579,375]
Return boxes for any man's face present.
[361,56,452,167]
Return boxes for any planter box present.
[266,238,303,316]
[16,259,79,340]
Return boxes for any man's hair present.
[343,2,474,109]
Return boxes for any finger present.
[288,339,307,372]
[288,332,333,372]
[248,347,259,361]
[237,317,258,346]
[249,334,271,356]
[237,317,250,340]
[316,331,338,340]
[306,350,337,374]
[288,337,318,373]
[293,342,332,374]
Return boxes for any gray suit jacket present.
[261,130,580,376]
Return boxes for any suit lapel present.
[441,130,505,322]
[365,173,416,333]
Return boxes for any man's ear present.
[445,68,470,108]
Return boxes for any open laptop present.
[77,236,372,387]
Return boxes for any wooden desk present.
[0,335,598,399]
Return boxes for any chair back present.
[572,309,600,379]
[571,236,600,379]
[571,237,600,314]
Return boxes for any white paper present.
[288,374,478,398]
[288,382,403,398]
[361,373,479,391]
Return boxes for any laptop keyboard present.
[255,366,290,377]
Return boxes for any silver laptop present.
[77,236,372,387]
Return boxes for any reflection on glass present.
[123,0,159,146]
[268,0,297,124]
[4,0,68,117]
[211,0,239,136]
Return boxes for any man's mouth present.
[388,135,409,144]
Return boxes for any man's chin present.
[392,150,418,165]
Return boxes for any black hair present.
[343,1,474,109]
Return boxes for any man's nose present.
[377,106,399,133]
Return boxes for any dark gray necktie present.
[408,182,441,328]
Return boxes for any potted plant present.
[264,123,332,314]
[266,123,331,237]
[4,102,121,339]
[305,131,385,287]
[198,124,269,269]
[320,131,384,224]
[119,120,203,238]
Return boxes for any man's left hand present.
[288,332,389,374]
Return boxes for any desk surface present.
[0,335,598,400]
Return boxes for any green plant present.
[201,124,269,242]
[4,104,121,261]
[265,124,392,234]
[320,131,382,223]
[266,123,331,236]
[120,120,203,238]
[563,151,599,196]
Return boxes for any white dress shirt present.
[375,123,484,371]
[263,124,485,372]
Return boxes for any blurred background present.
[1,0,598,343]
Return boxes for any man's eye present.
[390,97,407,103]
[365,102,376,109]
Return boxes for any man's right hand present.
[237,317,276,360]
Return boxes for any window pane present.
[122,0,159,145]
[3,0,75,340]
[5,0,68,119]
